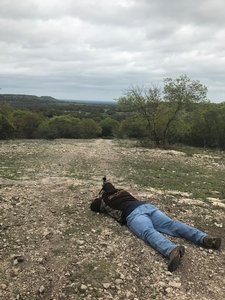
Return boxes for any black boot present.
[202,237,221,249]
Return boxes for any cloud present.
[0,0,225,102]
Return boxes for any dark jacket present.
[90,182,140,224]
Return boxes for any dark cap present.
[102,182,117,193]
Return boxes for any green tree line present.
[1,75,225,149]
[0,103,121,140]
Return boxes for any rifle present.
[99,176,107,194]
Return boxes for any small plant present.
[51,248,65,256]
[68,184,76,191]
[13,288,20,295]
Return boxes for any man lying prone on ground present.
[90,178,221,272]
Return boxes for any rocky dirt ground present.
[0,139,224,300]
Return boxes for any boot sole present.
[204,238,221,249]
[168,246,185,272]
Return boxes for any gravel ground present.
[0,139,224,300]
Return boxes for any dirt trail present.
[0,139,224,300]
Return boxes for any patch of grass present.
[68,184,77,191]
[13,288,20,295]
[96,228,102,234]
[69,259,115,288]
[0,144,57,180]
[211,205,225,211]
[64,226,78,236]
[51,247,66,256]
[0,154,26,179]
[0,139,84,180]
[61,205,77,215]
[115,139,138,148]
[112,145,225,201]
[67,157,97,180]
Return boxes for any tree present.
[163,75,207,104]
[0,103,14,117]
[0,114,16,139]
[214,102,225,149]
[12,110,44,138]
[180,101,225,149]
[117,75,208,145]
[118,84,163,142]
[119,116,148,138]
[99,117,120,137]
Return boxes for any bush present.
[99,117,120,137]
[80,118,102,138]
[37,116,82,139]
[0,114,16,139]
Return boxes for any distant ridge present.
[0,94,117,108]
[0,94,62,108]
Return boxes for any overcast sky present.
[0,0,225,103]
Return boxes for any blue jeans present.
[126,203,207,257]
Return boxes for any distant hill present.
[0,94,67,108]
[0,94,116,108]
